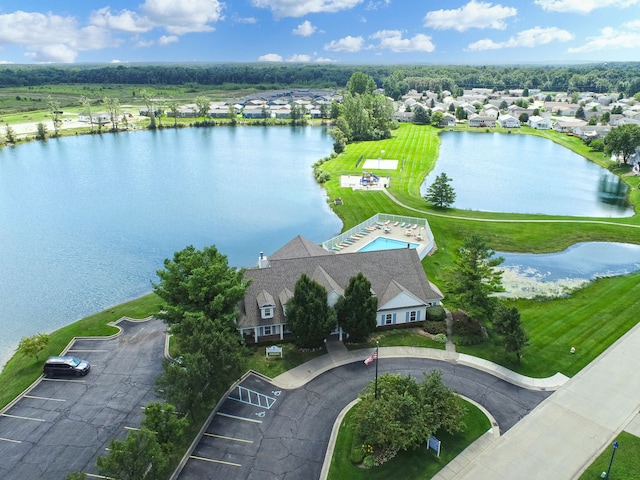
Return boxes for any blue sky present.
[0,0,639,65]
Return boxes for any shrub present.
[363,455,375,468]
[434,333,447,344]
[350,445,365,464]
[426,305,446,321]
[424,321,446,335]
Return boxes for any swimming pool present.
[358,237,420,252]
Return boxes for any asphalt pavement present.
[0,317,166,480]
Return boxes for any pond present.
[496,242,640,298]
[0,126,342,367]
[420,132,633,217]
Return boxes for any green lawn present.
[579,432,640,480]
[327,399,491,480]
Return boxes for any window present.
[385,314,392,325]
[409,311,417,322]
[261,306,274,319]
[264,326,272,336]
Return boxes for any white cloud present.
[258,53,284,61]
[466,26,574,50]
[568,26,640,52]
[366,0,391,10]
[293,20,317,36]
[315,56,335,62]
[158,35,179,45]
[251,0,363,18]
[622,19,640,29]
[140,0,224,35]
[0,11,115,63]
[370,30,435,52]
[534,0,640,14]
[89,7,153,33]
[232,14,257,24]
[287,54,312,62]
[424,0,517,32]
[324,35,364,52]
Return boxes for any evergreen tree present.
[335,273,377,341]
[286,274,335,348]
[493,304,529,362]
[412,105,430,125]
[424,172,456,208]
[96,429,167,480]
[445,235,504,327]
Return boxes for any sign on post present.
[265,345,283,358]
[428,435,441,457]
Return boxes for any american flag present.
[364,351,378,365]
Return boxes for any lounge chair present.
[393,221,399,227]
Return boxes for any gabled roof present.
[269,235,335,261]
[237,238,443,329]
[256,290,275,307]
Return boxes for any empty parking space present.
[178,373,285,480]
[0,318,166,480]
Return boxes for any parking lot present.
[0,318,166,480]
[178,373,287,479]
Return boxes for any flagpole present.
[375,340,379,400]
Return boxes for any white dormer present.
[257,290,275,319]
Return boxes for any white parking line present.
[216,412,262,424]
[1,413,45,422]
[189,455,241,467]
[204,433,253,444]
[24,395,66,402]
[41,378,87,383]
[0,437,22,444]
[67,349,109,353]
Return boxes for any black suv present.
[43,356,91,377]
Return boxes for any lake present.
[497,242,640,298]
[0,126,342,367]
[420,131,633,217]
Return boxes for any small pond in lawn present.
[420,131,633,217]
[495,242,640,298]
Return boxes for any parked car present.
[43,356,91,377]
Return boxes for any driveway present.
[0,318,166,480]
[177,358,550,480]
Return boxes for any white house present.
[78,112,111,124]
[468,114,496,127]
[497,114,520,128]
[236,236,444,343]
[528,115,552,130]
[553,119,587,133]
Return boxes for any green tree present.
[167,98,179,127]
[412,105,430,125]
[16,333,50,361]
[36,122,47,140]
[141,402,188,454]
[445,235,504,327]
[455,106,467,120]
[499,100,509,111]
[290,103,307,126]
[153,245,249,328]
[424,172,456,208]
[383,70,409,100]
[600,111,610,125]
[356,371,466,453]
[575,106,586,120]
[604,124,640,164]
[493,304,529,362]
[194,95,210,121]
[286,274,335,348]
[48,96,62,137]
[335,273,377,342]
[104,97,121,131]
[343,92,371,140]
[79,95,94,133]
[5,125,17,144]
[228,103,237,126]
[96,429,167,480]
[518,112,529,124]
[431,111,444,127]
[140,89,157,129]
[155,352,208,416]
[589,138,605,152]
[346,72,377,96]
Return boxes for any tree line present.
[1,62,640,96]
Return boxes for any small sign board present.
[265,345,283,358]
[428,435,441,457]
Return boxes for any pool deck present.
[329,223,432,257]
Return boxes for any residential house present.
[236,236,444,343]
[528,115,552,130]
[573,125,611,141]
[553,119,587,133]
[78,112,111,124]
[497,114,520,128]
[467,113,496,127]
[442,113,456,127]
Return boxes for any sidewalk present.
[452,320,640,480]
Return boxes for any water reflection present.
[598,175,630,208]
[496,242,640,298]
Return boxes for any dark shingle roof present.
[237,238,443,329]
